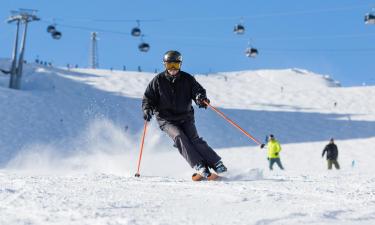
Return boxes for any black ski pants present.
[269,158,284,170]
[158,117,221,168]
[327,159,340,170]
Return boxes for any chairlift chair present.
[131,27,141,37]
[131,20,142,37]
[47,25,56,33]
[245,48,258,58]
[234,24,245,34]
[365,13,375,24]
[138,42,150,52]
[52,31,62,40]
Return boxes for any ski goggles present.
[164,61,181,70]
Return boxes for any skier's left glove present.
[260,144,265,149]
[275,152,279,156]
[196,93,210,109]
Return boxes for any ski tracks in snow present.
[1,170,375,225]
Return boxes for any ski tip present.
[192,173,205,181]
[207,173,220,181]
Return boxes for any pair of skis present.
[192,172,222,181]
[135,101,262,181]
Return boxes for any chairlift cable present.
[42,4,368,24]
[42,17,160,23]
[40,18,375,44]
[261,48,375,53]
[40,20,131,36]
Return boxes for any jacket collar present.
[164,70,181,83]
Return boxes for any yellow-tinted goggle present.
[164,61,181,70]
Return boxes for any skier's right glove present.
[143,109,153,121]
[260,144,265,149]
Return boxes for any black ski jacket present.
[142,70,206,122]
[322,143,338,160]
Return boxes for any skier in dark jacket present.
[142,50,227,178]
[322,138,340,170]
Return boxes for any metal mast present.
[89,32,99,69]
[7,9,39,89]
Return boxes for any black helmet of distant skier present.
[163,50,182,62]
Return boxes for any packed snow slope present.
[1,59,375,225]
[1,60,375,164]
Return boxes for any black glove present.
[196,93,210,109]
[260,144,265,149]
[275,152,279,156]
[143,109,153,121]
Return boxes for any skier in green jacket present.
[261,134,284,170]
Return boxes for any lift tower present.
[89,32,99,69]
[7,9,39,89]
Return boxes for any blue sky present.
[1,0,375,86]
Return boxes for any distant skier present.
[142,50,227,178]
[322,138,340,170]
[261,134,284,170]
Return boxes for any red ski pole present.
[204,100,261,145]
[135,121,148,177]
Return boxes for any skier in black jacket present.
[322,138,340,170]
[142,50,227,178]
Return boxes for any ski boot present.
[192,163,221,181]
[213,160,227,174]
[194,163,211,178]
